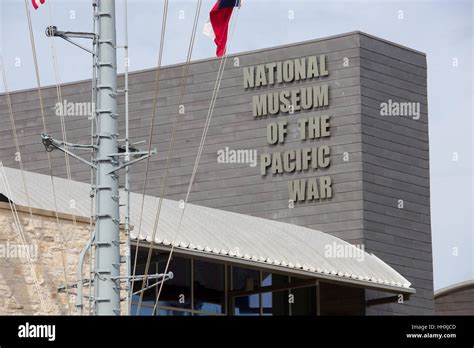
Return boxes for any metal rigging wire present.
[132,0,205,314]
[23,0,75,314]
[151,9,241,315]
[129,0,169,313]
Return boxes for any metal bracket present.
[94,298,111,303]
[106,148,157,174]
[112,272,174,282]
[46,26,97,55]
[132,273,174,296]
[41,133,97,169]
[111,272,174,296]
[57,279,92,293]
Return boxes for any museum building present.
[0,31,432,315]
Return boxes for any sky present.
[0,0,473,290]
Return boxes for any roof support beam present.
[366,294,410,307]
[228,278,318,298]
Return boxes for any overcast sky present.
[0,0,472,290]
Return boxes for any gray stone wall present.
[0,204,127,315]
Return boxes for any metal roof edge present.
[137,241,416,296]
[369,252,413,288]
[434,279,474,298]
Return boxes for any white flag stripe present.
[202,19,215,40]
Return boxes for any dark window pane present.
[131,249,191,312]
[261,289,290,316]
[290,286,316,315]
[193,260,225,314]
[131,299,154,316]
[261,272,290,316]
[157,308,191,316]
[131,260,159,315]
[232,267,259,291]
[232,267,260,316]
[262,272,289,287]
[271,290,290,315]
[234,294,260,315]
[194,312,222,316]
[157,255,192,309]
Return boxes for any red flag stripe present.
[31,0,46,10]
[209,2,234,57]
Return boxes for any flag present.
[203,0,240,57]
[31,0,46,10]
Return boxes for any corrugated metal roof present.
[0,165,414,294]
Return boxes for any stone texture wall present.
[0,203,126,315]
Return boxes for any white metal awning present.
[0,165,414,294]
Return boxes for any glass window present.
[156,254,192,310]
[193,260,225,314]
[290,286,316,315]
[232,267,260,316]
[157,308,192,316]
[232,267,259,291]
[261,272,290,316]
[131,295,154,316]
[234,294,260,315]
[131,262,159,315]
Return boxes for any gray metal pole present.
[94,0,121,315]
[123,0,132,315]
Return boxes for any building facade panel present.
[359,34,432,315]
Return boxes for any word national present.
[243,55,328,88]
[244,55,330,118]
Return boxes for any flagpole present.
[93,0,121,315]
[123,0,132,316]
